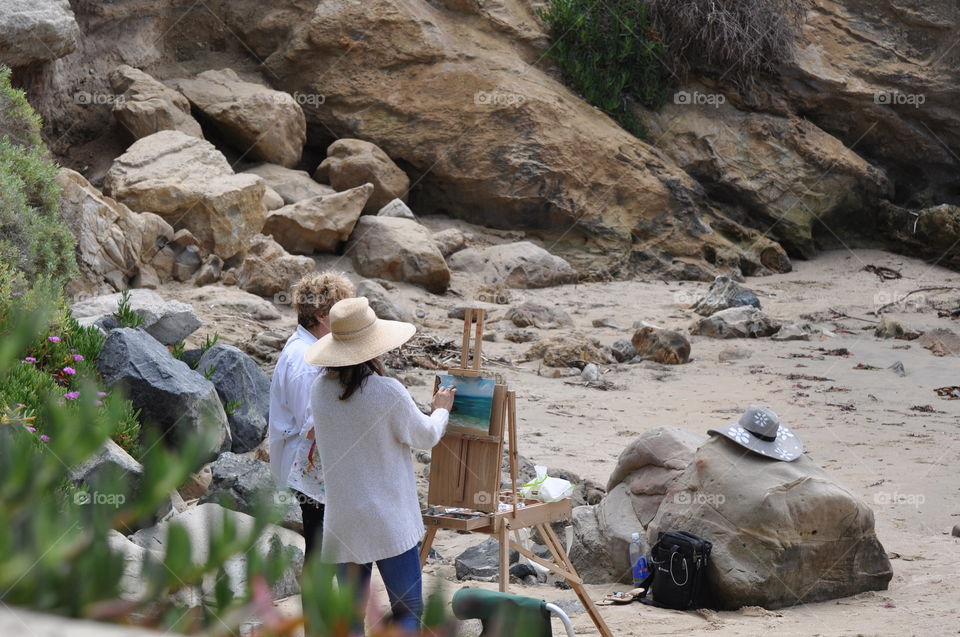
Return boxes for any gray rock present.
[651,435,893,609]
[550,599,585,616]
[691,275,761,316]
[455,537,519,581]
[503,328,538,344]
[71,289,202,345]
[718,346,753,362]
[193,255,223,286]
[609,339,636,363]
[771,322,815,341]
[199,452,301,530]
[356,279,413,322]
[98,328,229,457]
[448,242,577,289]
[129,503,304,599]
[174,245,203,282]
[196,345,270,453]
[952,524,960,538]
[506,302,573,329]
[69,438,143,488]
[0,0,79,67]
[581,363,601,382]
[377,198,416,219]
[875,316,906,339]
[689,306,782,339]
[568,484,644,584]
[889,360,906,377]
[432,228,468,257]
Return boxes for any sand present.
[163,238,960,636]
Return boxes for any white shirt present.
[311,373,448,565]
[268,325,325,503]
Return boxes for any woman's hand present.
[432,385,456,412]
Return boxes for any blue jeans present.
[338,546,423,632]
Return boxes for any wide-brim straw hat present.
[707,405,804,461]
[304,297,415,367]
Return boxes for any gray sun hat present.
[707,405,804,461]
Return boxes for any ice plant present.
[73,354,84,362]
[25,426,36,433]
[39,435,49,442]
[62,367,76,375]
[22,357,36,363]
[64,392,80,400]
[48,336,60,343]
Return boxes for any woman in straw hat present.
[305,296,455,631]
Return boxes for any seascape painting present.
[437,374,495,432]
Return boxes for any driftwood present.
[872,286,960,314]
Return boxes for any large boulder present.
[0,0,80,67]
[98,328,230,457]
[356,279,413,322]
[523,334,615,368]
[315,138,410,213]
[242,163,336,205]
[70,289,201,345]
[347,216,450,293]
[690,306,782,339]
[640,93,890,258]
[569,483,645,584]
[109,65,203,141]
[262,183,372,254]
[250,0,789,277]
[505,302,573,330]
[448,242,577,289]
[58,168,176,294]
[649,435,893,609]
[879,202,960,271]
[199,452,301,530]
[169,69,306,167]
[69,438,144,489]
[236,234,315,298]
[128,503,304,599]
[195,345,270,453]
[103,130,267,260]
[691,275,761,317]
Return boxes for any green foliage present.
[202,364,216,380]
[170,340,186,362]
[539,0,670,136]
[112,289,144,328]
[224,399,242,416]
[0,65,77,284]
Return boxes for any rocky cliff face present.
[6,0,959,277]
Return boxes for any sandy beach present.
[168,236,960,636]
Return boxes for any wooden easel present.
[421,309,613,637]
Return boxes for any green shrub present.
[539,0,670,136]
[0,65,77,284]
[112,289,144,328]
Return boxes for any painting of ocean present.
[437,373,496,432]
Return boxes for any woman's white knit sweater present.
[311,372,448,565]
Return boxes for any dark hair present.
[332,358,385,400]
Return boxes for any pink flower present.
[73,354,84,362]
[39,435,50,443]
[24,426,36,433]
[11,291,22,297]
[62,367,76,375]
[95,400,103,407]
[22,357,36,363]
[48,336,60,343]
[97,392,107,398]
[64,391,80,400]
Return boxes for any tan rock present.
[523,334,615,368]
[631,325,691,365]
[103,130,267,260]
[448,241,577,289]
[346,216,450,293]
[170,69,306,167]
[58,168,175,294]
[262,186,284,211]
[315,138,410,214]
[262,183,372,254]
[236,234,315,297]
[257,0,788,277]
[109,65,203,140]
[640,91,890,258]
[432,228,468,257]
[243,163,336,204]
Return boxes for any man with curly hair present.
[268,271,355,557]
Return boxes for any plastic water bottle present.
[629,532,649,587]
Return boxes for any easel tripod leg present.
[420,526,438,568]
[498,520,510,593]
[536,523,613,637]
